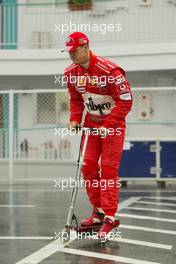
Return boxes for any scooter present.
[60,128,120,245]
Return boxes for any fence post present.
[9,90,14,183]
[156,140,161,180]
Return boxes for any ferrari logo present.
[90,79,96,85]
[89,76,97,86]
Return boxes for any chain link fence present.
[128,87,176,125]
[1,88,176,161]
[14,90,73,160]
[126,87,176,139]
[0,93,9,159]
[0,87,176,181]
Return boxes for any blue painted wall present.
[2,0,17,49]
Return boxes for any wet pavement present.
[0,182,176,264]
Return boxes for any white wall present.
[0,70,176,90]
[17,0,176,48]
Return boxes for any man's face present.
[69,45,89,64]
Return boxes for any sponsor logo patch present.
[85,97,111,115]
[77,76,86,86]
[76,86,86,93]
[120,93,131,100]
[115,75,126,85]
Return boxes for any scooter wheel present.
[60,228,70,244]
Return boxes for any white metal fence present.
[0,87,176,158]
[0,87,176,180]
[0,1,176,49]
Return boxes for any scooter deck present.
[60,219,120,246]
[75,219,120,234]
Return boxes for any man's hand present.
[69,121,80,131]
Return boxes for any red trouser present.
[81,128,125,216]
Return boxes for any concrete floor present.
[0,182,176,264]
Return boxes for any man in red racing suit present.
[63,32,133,239]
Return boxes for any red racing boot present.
[97,217,120,241]
[78,209,105,233]
[81,209,104,227]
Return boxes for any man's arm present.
[103,68,133,128]
[66,77,85,126]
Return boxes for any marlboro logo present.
[85,97,111,115]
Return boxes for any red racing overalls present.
[64,51,132,216]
